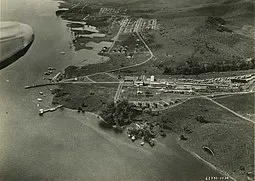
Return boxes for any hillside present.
[62,0,254,76]
[145,98,254,181]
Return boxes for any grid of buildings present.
[123,74,255,94]
[122,18,158,33]
[99,7,127,15]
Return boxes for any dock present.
[39,105,63,116]
[25,83,56,89]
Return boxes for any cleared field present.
[214,92,255,120]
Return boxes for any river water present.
[0,0,223,180]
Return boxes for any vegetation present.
[214,93,255,120]
[206,16,226,26]
[163,58,255,75]
[143,98,254,181]
[64,52,149,78]
[52,83,118,113]
[86,16,111,28]
[195,115,211,123]
[53,1,255,179]
[100,100,142,126]
[89,73,118,82]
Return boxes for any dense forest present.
[163,58,255,75]
[100,100,142,126]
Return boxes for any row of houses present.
[130,99,185,111]
[231,75,255,83]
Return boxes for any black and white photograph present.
[0,0,254,180]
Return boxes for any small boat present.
[48,67,55,70]
[37,98,42,102]
[60,51,65,55]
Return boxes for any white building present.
[150,75,155,82]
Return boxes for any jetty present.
[25,83,56,89]
[39,105,63,116]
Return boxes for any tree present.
[100,100,142,126]
[196,115,210,123]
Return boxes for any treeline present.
[163,58,255,75]
[100,100,142,126]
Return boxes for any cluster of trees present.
[163,58,255,75]
[196,115,211,123]
[100,100,142,126]
[206,16,226,26]
[206,16,232,33]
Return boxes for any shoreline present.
[178,142,237,181]
[64,107,235,180]
[75,108,238,181]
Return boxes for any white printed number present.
[205,176,229,180]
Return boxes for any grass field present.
[182,122,254,181]
[145,98,254,180]
[52,83,118,113]
[89,73,119,82]
[214,92,255,120]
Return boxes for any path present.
[86,76,95,82]
[114,80,124,103]
[105,73,120,82]
[204,96,255,124]
[107,17,128,53]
